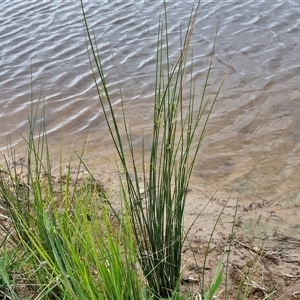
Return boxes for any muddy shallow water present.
[0,1,300,219]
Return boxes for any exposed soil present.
[1,157,300,299]
[181,186,300,300]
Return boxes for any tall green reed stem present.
[82,0,228,297]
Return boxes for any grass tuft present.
[81,0,230,298]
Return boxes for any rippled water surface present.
[1,1,300,205]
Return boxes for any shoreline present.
[1,152,300,299]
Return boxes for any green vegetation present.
[82,0,227,297]
[0,1,273,299]
[0,105,142,299]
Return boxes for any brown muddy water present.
[0,1,300,213]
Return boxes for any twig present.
[244,280,269,292]
[266,267,300,279]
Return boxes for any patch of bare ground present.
[181,183,300,299]
[181,231,300,299]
